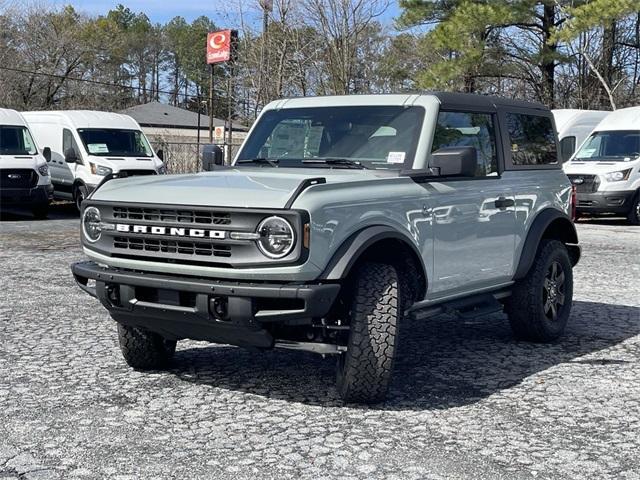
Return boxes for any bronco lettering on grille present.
[115,224,227,239]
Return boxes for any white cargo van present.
[0,109,53,218]
[23,111,166,210]
[563,107,640,224]
[552,109,609,162]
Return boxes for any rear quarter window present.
[506,113,558,166]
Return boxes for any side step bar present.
[410,289,511,321]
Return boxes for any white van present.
[0,108,53,218]
[563,106,640,224]
[23,110,166,210]
[552,109,609,162]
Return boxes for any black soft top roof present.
[431,91,549,112]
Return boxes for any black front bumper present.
[0,184,53,207]
[71,261,340,348]
[576,190,636,215]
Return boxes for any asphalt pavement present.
[1,205,639,479]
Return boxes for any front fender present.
[319,225,426,281]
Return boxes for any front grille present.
[567,174,599,193]
[114,236,232,258]
[113,206,231,225]
[120,169,157,177]
[0,169,37,189]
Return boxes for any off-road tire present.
[506,239,573,342]
[31,203,49,219]
[74,184,88,212]
[117,324,177,370]
[336,262,404,404]
[626,192,640,225]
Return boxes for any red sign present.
[207,30,232,64]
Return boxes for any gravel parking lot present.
[1,205,639,480]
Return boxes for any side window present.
[432,111,498,176]
[63,129,82,163]
[506,113,557,165]
[559,136,576,162]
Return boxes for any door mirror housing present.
[64,148,78,163]
[156,148,164,161]
[430,146,477,177]
[202,144,224,171]
[42,147,51,162]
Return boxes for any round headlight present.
[256,216,295,259]
[82,206,102,243]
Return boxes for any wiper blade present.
[236,158,279,167]
[301,158,368,169]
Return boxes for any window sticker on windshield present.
[387,151,406,164]
[87,143,109,154]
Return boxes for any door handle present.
[494,197,514,210]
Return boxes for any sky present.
[50,0,402,26]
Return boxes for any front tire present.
[117,324,177,370]
[506,240,573,342]
[74,184,88,212]
[627,192,640,225]
[336,262,404,404]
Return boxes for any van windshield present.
[574,131,640,161]
[237,106,425,169]
[77,129,154,157]
[0,126,38,155]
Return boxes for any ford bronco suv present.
[71,93,580,403]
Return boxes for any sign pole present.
[227,64,233,164]
[208,64,214,143]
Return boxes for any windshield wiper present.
[236,158,280,167]
[301,158,369,169]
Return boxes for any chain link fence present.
[150,141,243,174]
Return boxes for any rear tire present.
[74,184,88,212]
[336,262,404,404]
[117,324,177,370]
[506,240,573,342]
[627,192,640,225]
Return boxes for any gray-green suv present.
[72,93,581,403]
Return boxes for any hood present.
[88,155,159,171]
[563,158,639,175]
[0,154,46,170]
[91,167,391,209]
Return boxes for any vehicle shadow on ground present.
[169,300,639,409]
[576,217,633,227]
[0,202,77,221]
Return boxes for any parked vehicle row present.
[1,110,166,218]
[560,107,640,224]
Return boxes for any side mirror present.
[430,146,477,177]
[64,148,78,164]
[202,144,224,171]
[42,147,51,162]
[156,148,164,161]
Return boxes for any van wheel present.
[74,184,88,211]
[117,324,177,370]
[627,192,640,225]
[336,262,404,404]
[506,240,573,342]
[31,204,49,219]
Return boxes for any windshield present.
[77,129,154,157]
[0,125,38,155]
[574,131,640,161]
[237,106,425,169]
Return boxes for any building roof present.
[120,102,247,132]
